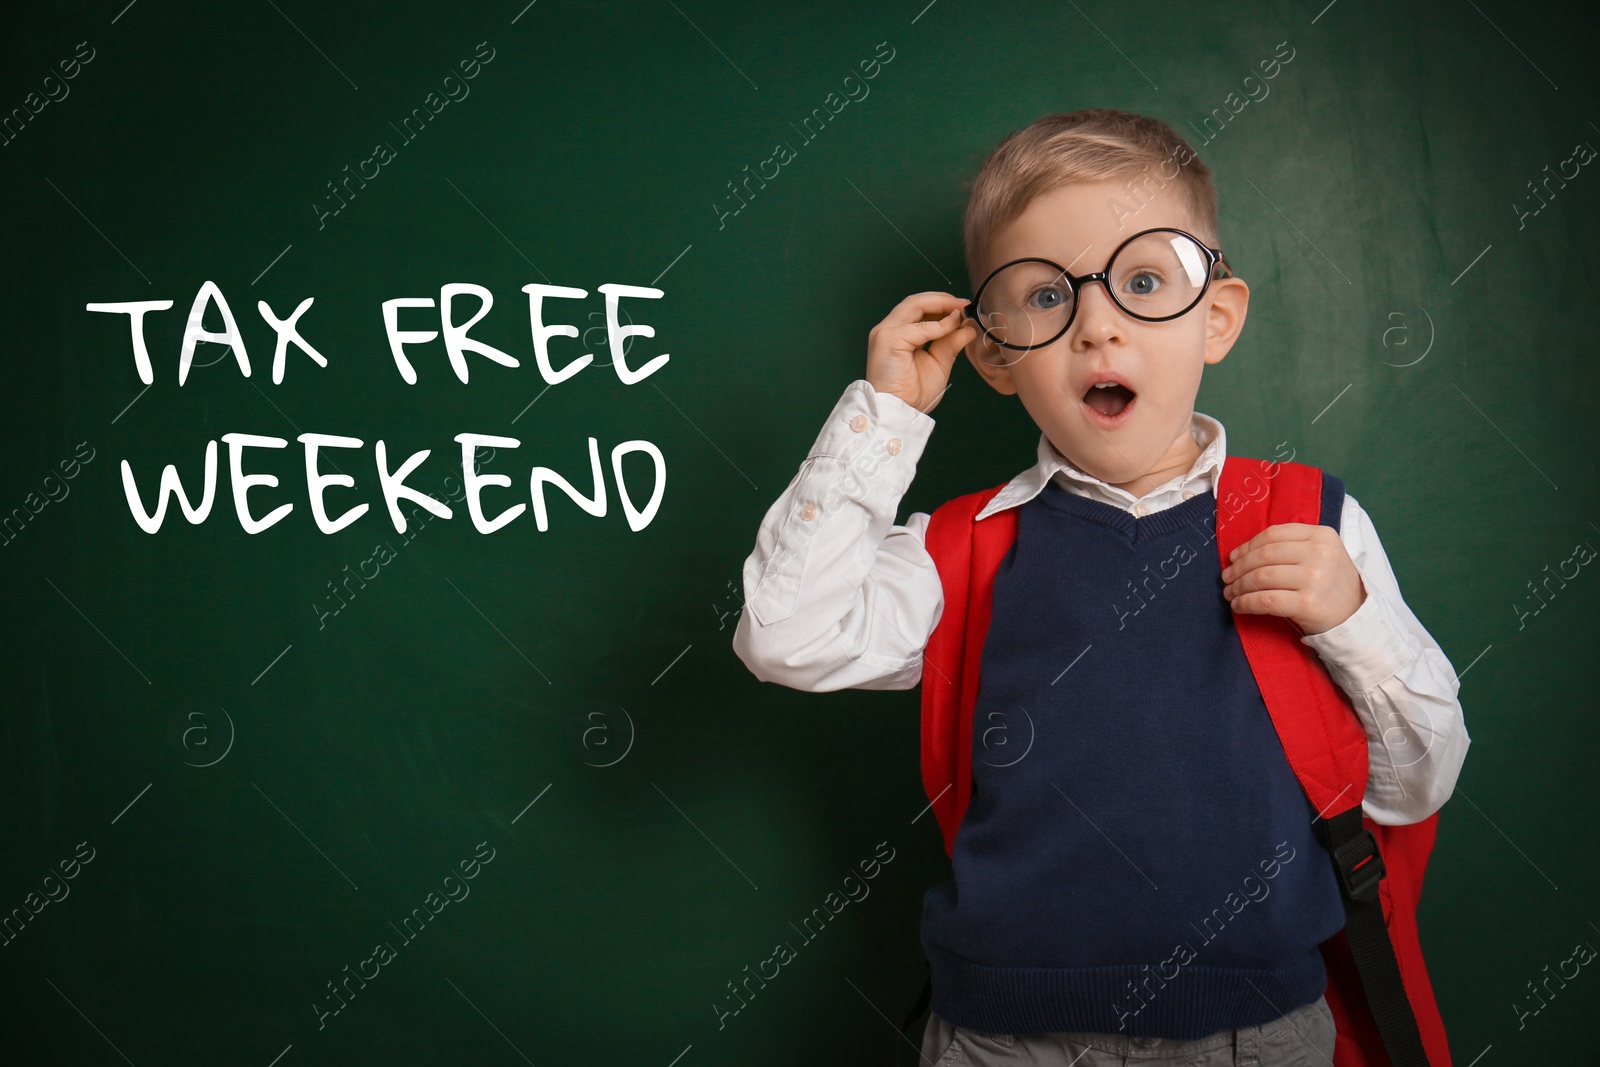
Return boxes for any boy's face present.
[963,178,1249,494]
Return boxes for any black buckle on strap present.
[1331,825,1386,903]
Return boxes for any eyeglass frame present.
[964,226,1234,351]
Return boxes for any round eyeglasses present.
[965,227,1233,351]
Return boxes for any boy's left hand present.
[1220,523,1366,636]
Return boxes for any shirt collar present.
[973,411,1228,522]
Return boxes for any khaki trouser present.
[918,994,1337,1066]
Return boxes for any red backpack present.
[908,455,1450,1067]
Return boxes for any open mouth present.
[1082,381,1137,423]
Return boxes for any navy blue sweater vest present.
[919,481,1348,1039]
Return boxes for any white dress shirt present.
[732,379,1470,826]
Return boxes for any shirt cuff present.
[1299,580,1419,696]
[743,381,935,627]
[805,379,936,469]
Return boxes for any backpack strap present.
[899,482,1012,1062]
[920,482,1015,856]
[1215,455,1433,1067]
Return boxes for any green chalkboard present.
[2,1,1597,1063]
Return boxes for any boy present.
[732,109,1468,1065]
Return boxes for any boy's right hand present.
[865,292,977,416]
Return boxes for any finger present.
[1225,561,1309,623]
[1226,523,1317,562]
[919,306,968,341]
[1228,588,1304,621]
[923,308,974,344]
[1224,564,1306,597]
[1224,540,1309,579]
[898,313,969,348]
[880,292,972,330]
[1226,527,1312,564]
[926,322,977,366]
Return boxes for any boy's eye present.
[1123,269,1164,297]
[1025,285,1069,311]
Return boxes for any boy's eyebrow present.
[1064,244,1095,270]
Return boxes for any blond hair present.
[961,109,1220,290]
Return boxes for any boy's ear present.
[963,330,1020,396]
[1202,276,1250,366]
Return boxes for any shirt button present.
[1133,502,1150,517]
[850,414,869,433]
[1182,487,1196,500]
[800,502,818,521]
[885,437,902,455]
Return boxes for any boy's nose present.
[1071,279,1125,336]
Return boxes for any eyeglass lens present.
[974,230,1216,349]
